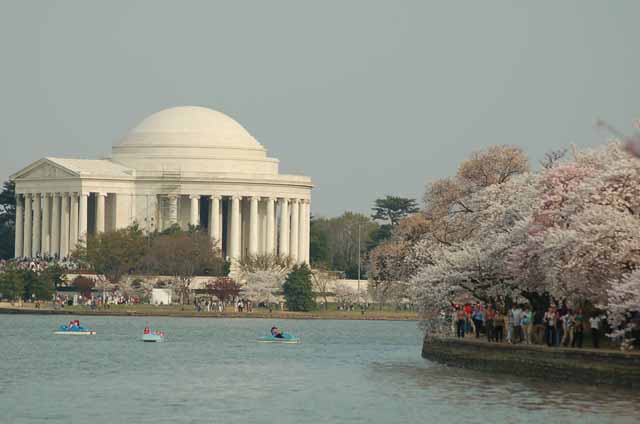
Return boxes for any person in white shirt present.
[511,306,523,343]
[589,315,603,349]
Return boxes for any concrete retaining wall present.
[422,336,640,388]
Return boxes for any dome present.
[111,106,278,175]
[116,106,262,150]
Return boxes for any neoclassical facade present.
[11,106,312,263]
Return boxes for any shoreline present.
[422,336,640,388]
[0,306,418,321]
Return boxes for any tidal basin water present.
[1,316,638,424]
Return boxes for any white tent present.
[151,289,172,305]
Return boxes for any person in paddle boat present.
[270,326,285,339]
[143,327,150,335]
[68,320,80,329]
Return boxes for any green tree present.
[309,216,330,266]
[20,269,55,300]
[311,213,378,279]
[368,224,393,252]
[0,181,16,259]
[73,225,147,289]
[371,195,419,226]
[144,228,226,303]
[40,264,66,289]
[282,264,315,311]
[0,266,24,301]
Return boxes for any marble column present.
[78,193,88,243]
[209,195,221,244]
[258,201,267,254]
[23,193,32,258]
[249,196,259,255]
[278,198,289,257]
[190,195,200,227]
[96,192,106,233]
[266,197,275,255]
[225,197,232,257]
[41,194,50,256]
[304,200,311,264]
[51,193,61,257]
[168,194,178,226]
[60,193,69,258]
[290,199,299,262]
[230,195,241,260]
[32,193,41,257]
[70,193,79,251]
[14,194,23,258]
[298,200,307,263]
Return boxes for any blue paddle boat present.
[256,333,300,344]
[54,324,96,335]
[142,330,165,342]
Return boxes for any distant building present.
[11,106,313,263]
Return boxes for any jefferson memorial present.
[11,106,313,263]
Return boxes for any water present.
[0,315,637,424]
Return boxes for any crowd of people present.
[0,256,84,273]
[192,298,292,313]
[53,293,141,309]
[452,302,610,349]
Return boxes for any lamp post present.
[357,222,361,300]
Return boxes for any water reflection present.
[372,360,640,419]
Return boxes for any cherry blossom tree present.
[411,141,640,345]
[243,270,283,305]
[606,270,640,349]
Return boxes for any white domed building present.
[11,106,312,263]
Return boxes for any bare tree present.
[206,277,241,305]
[539,148,567,169]
[238,253,293,280]
[146,230,225,304]
[311,268,339,310]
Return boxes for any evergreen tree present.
[0,181,16,259]
[282,264,315,311]
[371,195,419,226]
[0,266,24,301]
[21,269,55,300]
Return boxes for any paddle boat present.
[54,321,96,335]
[142,328,165,342]
[256,333,300,344]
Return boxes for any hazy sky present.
[1,1,638,216]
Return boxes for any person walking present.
[455,307,466,338]
[572,309,584,348]
[472,303,484,338]
[521,305,533,345]
[556,305,567,347]
[464,303,472,334]
[506,308,515,344]
[512,305,523,344]
[544,306,557,347]
[485,304,496,342]
[589,314,602,349]
[493,309,504,343]
[561,310,575,347]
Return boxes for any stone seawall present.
[422,336,640,388]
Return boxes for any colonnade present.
[14,192,98,259]
[16,192,311,265]
[162,194,310,264]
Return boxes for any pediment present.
[12,159,77,180]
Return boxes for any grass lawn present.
[1,301,417,321]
